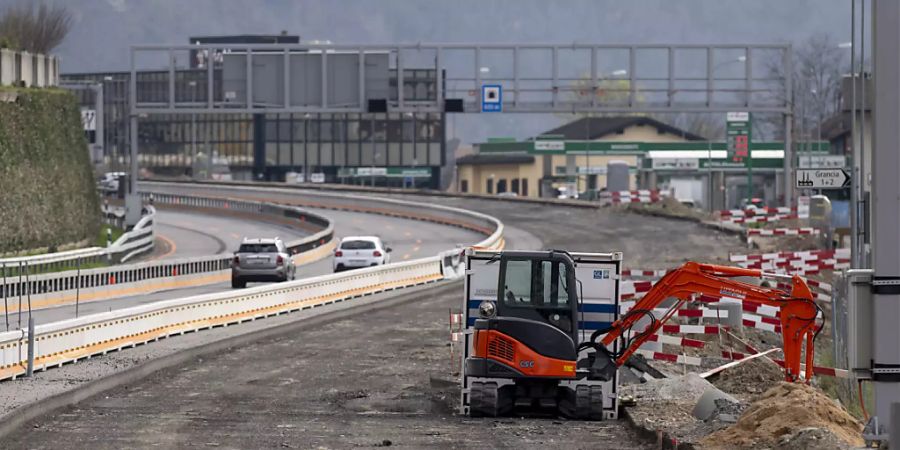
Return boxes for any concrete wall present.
[19,52,32,86]
[34,54,45,87]
[459,162,540,196]
[0,49,58,87]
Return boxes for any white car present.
[333,236,392,272]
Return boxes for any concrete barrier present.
[0,195,503,381]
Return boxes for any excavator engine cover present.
[466,317,578,379]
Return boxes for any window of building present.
[522,178,529,197]
[511,178,520,194]
[497,179,507,193]
[486,178,494,194]
[321,118,333,142]
[460,179,468,193]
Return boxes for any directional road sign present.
[482,85,502,112]
[795,168,850,189]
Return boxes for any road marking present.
[153,234,178,260]
[404,231,412,237]
[416,239,422,244]
[413,246,421,252]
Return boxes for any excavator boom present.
[597,262,820,381]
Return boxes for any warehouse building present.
[63,34,447,189]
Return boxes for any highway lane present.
[25,207,484,324]
[152,209,309,260]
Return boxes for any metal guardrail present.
[0,205,157,274]
[0,195,334,320]
[0,186,503,381]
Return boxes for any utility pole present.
[870,0,900,435]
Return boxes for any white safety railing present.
[0,196,334,316]
[0,185,503,381]
[0,206,157,274]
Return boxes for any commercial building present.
[62,34,447,189]
[459,116,832,209]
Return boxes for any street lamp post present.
[188,80,197,176]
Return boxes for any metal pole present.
[191,82,197,175]
[707,139,713,212]
[783,46,794,207]
[747,113,753,202]
[2,263,6,332]
[851,0,860,268]
[871,0,900,433]
[860,0,869,267]
[25,262,31,318]
[25,315,34,377]
[75,257,81,318]
[17,262,22,330]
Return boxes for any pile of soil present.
[710,355,785,401]
[625,373,735,443]
[700,382,863,449]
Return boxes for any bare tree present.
[0,1,72,54]
[759,33,847,142]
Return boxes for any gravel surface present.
[2,191,747,448]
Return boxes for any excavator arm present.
[593,261,821,382]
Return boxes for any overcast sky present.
[21,0,862,143]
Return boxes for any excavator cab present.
[463,249,622,420]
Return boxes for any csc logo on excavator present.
[519,360,535,368]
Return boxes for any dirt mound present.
[700,382,863,449]
[773,427,852,450]
[642,372,715,402]
[710,355,785,400]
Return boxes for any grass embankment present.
[0,87,100,253]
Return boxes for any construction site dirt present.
[2,197,846,448]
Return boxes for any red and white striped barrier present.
[637,348,849,378]
[720,214,800,224]
[647,333,707,349]
[620,280,654,299]
[661,324,724,335]
[720,351,851,379]
[730,248,849,263]
[746,227,820,236]
[634,349,703,366]
[601,189,672,205]
[719,206,797,218]
[622,268,669,278]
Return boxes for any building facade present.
[460,116,833,209]
[62,35,447,189]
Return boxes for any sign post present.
[726,112,752,202]
[795,169,851,189]
[481,85,502,112]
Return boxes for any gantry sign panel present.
[130,43,791,115]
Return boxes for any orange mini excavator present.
[464,250,822,419]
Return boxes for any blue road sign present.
[482,85,502,112]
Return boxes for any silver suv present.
[231,238,296,288]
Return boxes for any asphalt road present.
[4,189,748,449]
[152,209,309,260]
[26,206,483,325]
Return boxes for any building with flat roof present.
[459,116,833,209]
[63,34,447,189]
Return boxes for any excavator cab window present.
[499,255,577,339]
